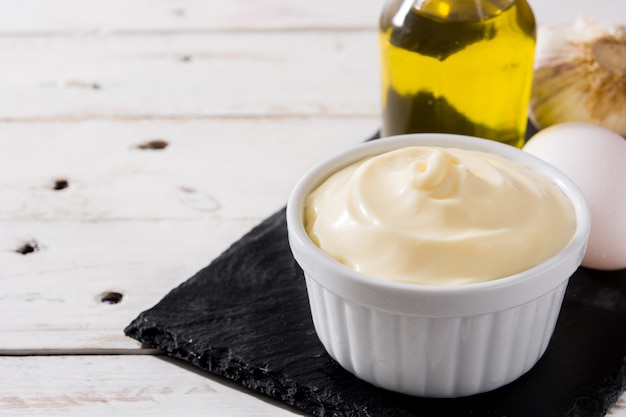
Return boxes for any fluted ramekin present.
[286,133,590,398]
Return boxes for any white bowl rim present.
[286,133,591,317]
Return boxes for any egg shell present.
[523,122,626,270]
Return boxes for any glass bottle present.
[379,0,536,148]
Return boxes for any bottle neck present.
[380,0,520,32]
[411,0,515,20]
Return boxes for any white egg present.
[524,122,626,270]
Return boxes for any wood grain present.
[0,0,619,34]
[0,119,375,221]
[608,397,626,416]
[0,0,378,33]
[0,355,306,416]
[0,33,379,120]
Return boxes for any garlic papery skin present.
[529,19,626,137]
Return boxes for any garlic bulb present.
[529,19,626,137]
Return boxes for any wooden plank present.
[0,118,376,352]
[0,331,149,354]
[0,0,621,34]
[0,220,256,353]
[0,118,375,221]
[0,32,379,120]
[0,0,379,33]
[609,396,626,417]
[0,355,304,416]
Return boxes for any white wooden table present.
[1,1,624,415]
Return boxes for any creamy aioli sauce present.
[305,146,576,285]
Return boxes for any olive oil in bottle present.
[379,0,536,147]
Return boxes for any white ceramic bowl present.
[286,133,591,398]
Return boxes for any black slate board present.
[125,128,626,417]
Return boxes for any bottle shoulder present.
[380,0,534,27]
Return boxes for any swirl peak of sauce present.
[305,146,576,285]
